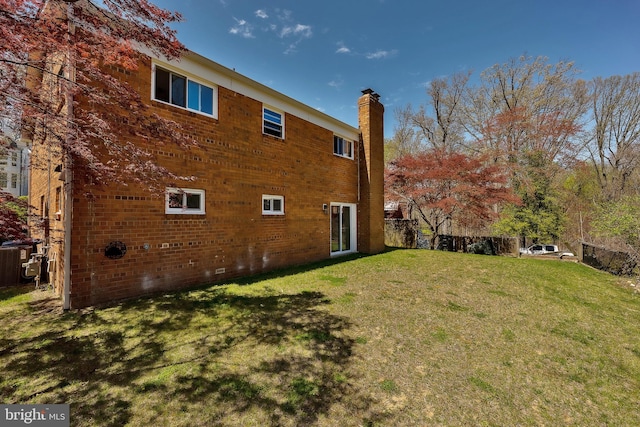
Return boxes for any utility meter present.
[22,257,41,278]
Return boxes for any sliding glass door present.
[331,203,357,255]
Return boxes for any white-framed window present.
[263,106,284,138]
[153,65,217,118]
[165,187,206,215]
[262,194,284,215]
[0,172,6,188]
[333,136,353,159]
[11,152,17,167]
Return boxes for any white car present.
[519,244,559,255]
[519,244,575,257]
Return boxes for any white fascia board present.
[141,46,360,142]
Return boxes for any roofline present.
[185,50,360,137]
[143,46,360,139]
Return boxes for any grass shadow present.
[220,252,371,287]
[1,283,375,425]
[0,285,33,304]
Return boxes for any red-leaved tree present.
[0,0,196,190]
[385,150,519,249]
[0,191,29,242]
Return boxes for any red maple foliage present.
[0,191,28,242]
[0,0,196,190]
[385,149,520,248]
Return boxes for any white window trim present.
[262,194,284,215]
[165,187,206,215]
[333,135,354,159]
[263,106,285,139]
[151,63,219,119]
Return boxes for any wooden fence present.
[582,242,638,276]
[384,219,518,255]
[0,246,33,286]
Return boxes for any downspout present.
[63,0,79,310]
[62,139,73,310]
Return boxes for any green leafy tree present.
[493,152,565,243]
[592,195,640,253]
[559,161,601,243]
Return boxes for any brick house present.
[28,49,385,308]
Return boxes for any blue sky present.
[151,0,640,137]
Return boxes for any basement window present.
[262,195,284,215]
[165,188,206,215]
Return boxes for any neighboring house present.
[384,200,406,219]
[0,131,29,198]
[28,49,385,308]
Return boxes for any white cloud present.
[366,49,398,59]
[328,78,344,88]
[284,43,298,55]
[229,18,254,38]
[336,42,351,54]
[280,24,312,39]
[277,9,293,22]
[229,9,312,54]
[279,22,312,54]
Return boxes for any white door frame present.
[330,202,357,256]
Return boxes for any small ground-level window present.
[166,188,206,214]
[262,195,284,215]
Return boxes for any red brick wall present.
[48,57,373,307]
[358,93,386,254]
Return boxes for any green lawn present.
[1,250,639,426]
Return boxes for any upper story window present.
[153,65,217,117]
[333,136,353,159]
[262,194,284,215]
[165,187,206,215]
[263,107,284,138]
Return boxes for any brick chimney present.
[358,89,385,254]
